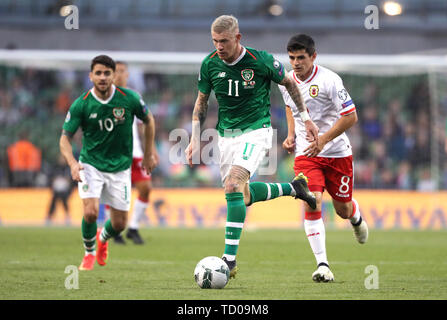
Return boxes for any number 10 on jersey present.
[98,118,114,132]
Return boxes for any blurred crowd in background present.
[1,64,447,190]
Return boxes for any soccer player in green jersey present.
[185,15,319,278]
[103,61,159,245]
[60,55,157,271]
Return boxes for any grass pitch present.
[0,227,446,300]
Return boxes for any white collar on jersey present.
[293,65,319,84]
[222,46,247,66]
[90,84,116,104]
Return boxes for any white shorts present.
[78,162,131,211]
[218,127,273,182]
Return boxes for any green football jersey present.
[63,85,149,172]
[198,46,286,136]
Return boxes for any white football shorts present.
[78,162,131,211]
[217,127,273,183]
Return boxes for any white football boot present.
[312,264,334,283]
[352,217,369,244]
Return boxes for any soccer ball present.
[194,256,230,289]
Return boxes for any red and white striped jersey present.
[278,64,355,158]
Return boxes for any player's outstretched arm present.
[282,106,296,154]
[186,91,210,167]
[59,130,83,182]
[142,111,157,174]
[304,111,358,157]
[280,74,319,144]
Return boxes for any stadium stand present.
[1,63,446,190]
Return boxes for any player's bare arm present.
[59,130,83,182]
[192,91,210,126]
[280,74,319,143]
[282,105,296,154]
[138,120,159,167]
[186,91,210,167]
[304,111,358,157]
[142,111,157,174]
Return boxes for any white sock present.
[128,198,148,230]
[222,254,236,261]
[349,198,361,225]
[304,218,328,266]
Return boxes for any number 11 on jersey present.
[228,79,239,97]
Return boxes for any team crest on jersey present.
[309,85,319,98]
[113,107,125,120]
[65,111,71,123]
[241,69,254,81]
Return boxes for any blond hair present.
[211,15,239,34]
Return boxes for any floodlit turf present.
[0,227,446,300]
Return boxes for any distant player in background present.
[46,154,75,226]
[186,15,318,279]
[279,34,368,282]
[105,61,159,245]
[60,55,157,271]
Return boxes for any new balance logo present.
[218,72,226,78]
[89,113,97,119]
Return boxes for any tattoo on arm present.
[281,75,306,113]
[192,92,210,126]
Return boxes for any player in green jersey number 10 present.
[185,15,319,279]
[59,55,157,271]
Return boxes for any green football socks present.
[223,192,246,261]
[82,218,97,255]
[247,182,295,206]
[99,219,120,243]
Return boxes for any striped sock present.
[223,192,246,261]
[248,182,296,206]
[100,219,120,243]
[82,218,97,255]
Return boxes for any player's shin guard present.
[100,219,121,243]
[304,211,328,267]
[223,192,246,261]
[82,218,97,255]
[247,182,294,206]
